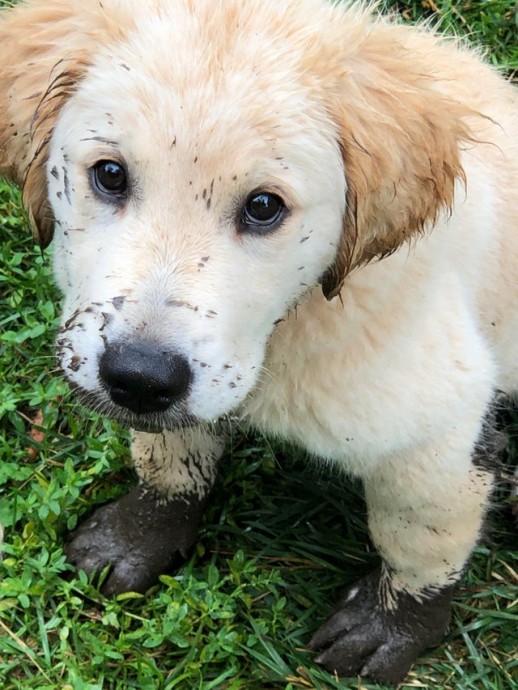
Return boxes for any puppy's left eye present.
[91,160,128,199]
[239,191,286,233]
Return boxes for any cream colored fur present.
[1,0,517,606]
[132,427,226,501]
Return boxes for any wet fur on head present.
[0,0,135,246]
[0,0,473,296]
[322,44,474,297]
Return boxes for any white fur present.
[1,0,517,600]
[46,1,518,595]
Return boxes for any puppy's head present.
[0,0,473,429]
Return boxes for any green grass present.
[389,1,518,77]
[1,1,518,689]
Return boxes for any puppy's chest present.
[240,307,411,467]
[239,272,478,469]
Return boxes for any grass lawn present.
[0,1,517,688]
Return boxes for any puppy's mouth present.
[68,382,198,432]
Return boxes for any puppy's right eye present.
[91,160,128,198]
[238,191,287,234]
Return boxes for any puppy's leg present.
[65,426,225,595]
[310,420,497,684]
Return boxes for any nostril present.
[155,389,174,405]
[99,341,191,415]
[149,388,173,411]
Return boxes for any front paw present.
[64,484,205,595]
[308,568,454,685]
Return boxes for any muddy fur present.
[1,0,518,684]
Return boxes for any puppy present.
[1,0,517,683]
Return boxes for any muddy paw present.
[65,483,205,595]
[308,568,454,684]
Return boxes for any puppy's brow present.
[80,136,119,146]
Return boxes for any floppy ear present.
[320,27,475,300]
[0,0,128,247]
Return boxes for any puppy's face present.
[0,0,471,430]
[49,26,345,427]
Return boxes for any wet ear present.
[0,0,124,247]
[0,1,81,246]
[321,33,474,300]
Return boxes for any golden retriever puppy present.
[1,0,517,683]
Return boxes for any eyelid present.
[82,143,124,168]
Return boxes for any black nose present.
[99,341,191,415]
